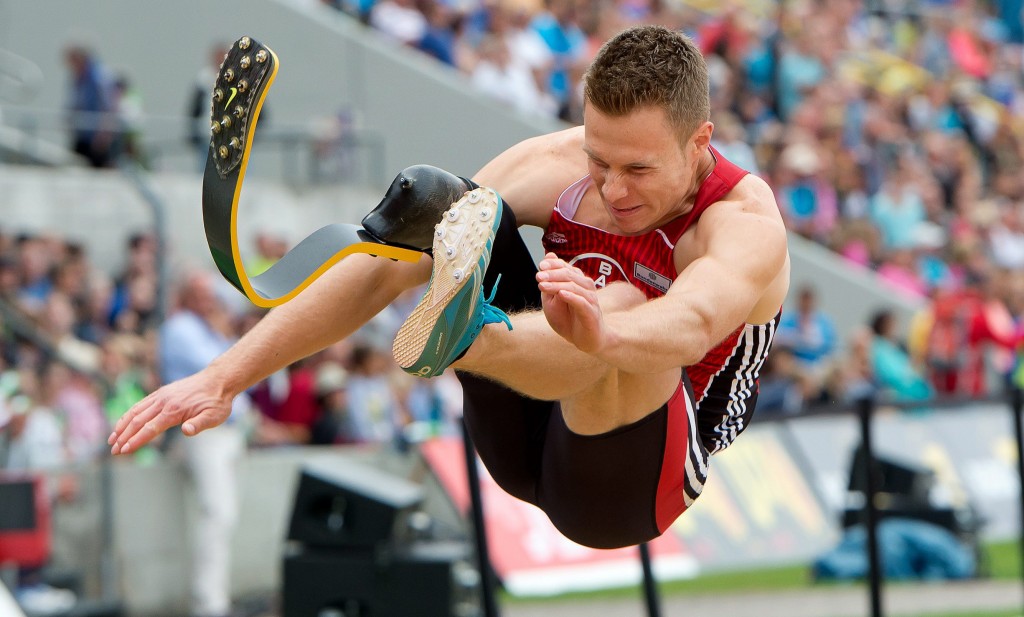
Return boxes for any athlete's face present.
[583,104,712,235]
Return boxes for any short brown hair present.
[583,25,710,140]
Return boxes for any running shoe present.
[393,187,512,377]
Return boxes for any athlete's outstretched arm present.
[109,253,430,454]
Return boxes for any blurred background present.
[0,0,1023,615]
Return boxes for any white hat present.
[780,142,821,175]
[315,362,349,396]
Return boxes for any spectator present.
[776,284,838,375]
[41,291,102,374]
[159,269,251,617]
[344,342,403,445]
[870,160,929,252]
[774,141,838,242]
[187,43,230,168]
[490,0,556,106]
[751,346,807,415]
[246,231,288,277]
[924,276,1020,396]
[2,368,68,473]
[40,361,106,464]
[112,73,147,167]
[868,309,934,402]
[712,111,760,175]
[417,0,463,67]
[15,234,55,314]
[370,0,428,46]
[470,34,554,116]
[109,232,159,334]
[775,29,826,121]
[987,201,1024,270]
[99,334,157,463]
[63,43,117,168]
[529,0,586,119]
[876,247,929,300]
[309,361,353,445]
[252,358,321,446]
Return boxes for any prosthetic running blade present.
[201,35,422,309]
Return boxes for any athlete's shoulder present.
[473,126,587,228]
[713,173,781,220]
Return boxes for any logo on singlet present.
[634,263,672,294]
[545,232,567,244]
[568,253,628,289]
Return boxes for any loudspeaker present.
[287,461,425,550]
[847,446,935,502]
[843,446,981,539]
[282,541,477,617]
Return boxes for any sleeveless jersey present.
[541,147,778,454]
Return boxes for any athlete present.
[109,25,789,549]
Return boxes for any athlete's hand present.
[537,253,607,354]
[108,370,234,455]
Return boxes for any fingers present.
[537,253,579,276]
[108,397,157,454]
[537,257,595,289]
[557,288,598,316]
[538,279,598,304]
[109,394,177,455]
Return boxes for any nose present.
[602,171,628,204]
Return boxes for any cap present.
[315,362,349,396]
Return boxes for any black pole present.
[858,394,883,617]
[638,542,662,617]
[461,418,501,617]
[1009,386,1024,613]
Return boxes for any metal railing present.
[0,104,390,188]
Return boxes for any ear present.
[692,121,714,155]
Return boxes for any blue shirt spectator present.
[529,0,585,109]
[777,285,838,367]
[160,272,249,422]
[869,310,935,402]
[870,170,928,251]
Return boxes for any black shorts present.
[457,200,710,549]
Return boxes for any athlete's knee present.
[361,164,473,251]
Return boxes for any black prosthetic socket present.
[360,165,473,252]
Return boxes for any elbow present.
[679,336,712,368]
[676,317,719,368]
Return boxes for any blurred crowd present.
[0,228,464,479]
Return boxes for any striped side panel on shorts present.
[697,315,778,455]
[655,376,710,532]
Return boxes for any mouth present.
[610,204,643,217]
